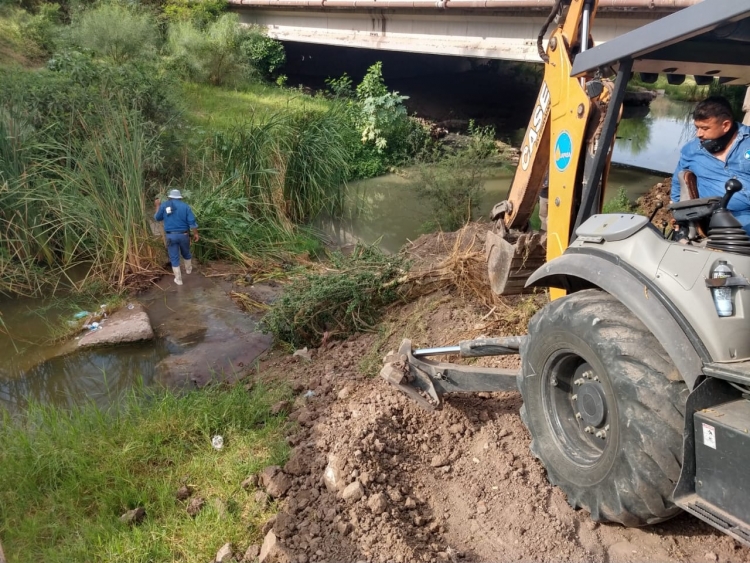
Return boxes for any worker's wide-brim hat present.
[168,189,183,199]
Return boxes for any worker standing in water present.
[154,189,199,286]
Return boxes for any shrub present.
[263,245,407,347]
[325,63,429,180]
[17,2,61,55]
[71,3,158,64]
[1,56,181,142]
[167,13,247,86]
[355,61,409,152]
[239,27,285,80]
[162,0,226,28]
[414,121,497,231]
[602,186,635,214]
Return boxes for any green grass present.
[0,8,43,66]
[0,381,292,563]
[182,82,331,130]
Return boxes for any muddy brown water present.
[0,273,270,413]
[320,165,665,253]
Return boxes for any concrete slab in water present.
[77,303,154,348]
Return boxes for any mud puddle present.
[0,269,273,412]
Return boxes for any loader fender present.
[526,251,706,390]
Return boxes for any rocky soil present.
[236,183,750,563]
[247,303,748,562]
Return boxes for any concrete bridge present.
[230,0,701,62]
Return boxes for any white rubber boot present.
[172,266,183,285]
[184,259,192,274]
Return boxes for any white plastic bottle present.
[711,260,733,317]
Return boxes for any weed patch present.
[0,381,292,563]
[263,245,408,348]
[414,122,498,231]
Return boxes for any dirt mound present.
[254,290,749,563]
[637,178,673,228]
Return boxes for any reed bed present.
[0,97,353,296]
[0,104,162,296]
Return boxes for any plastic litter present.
[73,311,90,320]
[293,347,312,361]
[211,435,224,450]
[127,304,135,310]
[304,390,315,399]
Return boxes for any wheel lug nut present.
[593,376,600,382]
[550,377,558,387]
[572,394,578,401]
[595,430,606,439]
[584,426,593,434]
[575,412,582,420]
[574,378,584,386]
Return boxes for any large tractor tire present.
[518,289,689,526]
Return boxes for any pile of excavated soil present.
[250,286,750,563]
[637,178,673,228]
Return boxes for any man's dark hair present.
[693,96,734,122]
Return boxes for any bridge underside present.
[233,8,671,61]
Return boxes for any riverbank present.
[5,188,750,561]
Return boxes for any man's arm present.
[187,205,199,242]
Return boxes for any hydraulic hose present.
[537,0,564,63]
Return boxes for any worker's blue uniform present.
[154,198,198,267]
[672,123,750,234]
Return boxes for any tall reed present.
[0,103,162,295]
[213,105,353,225]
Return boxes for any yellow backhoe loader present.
[382,0,750,545]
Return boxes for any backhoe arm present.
[487,0,625,297]
[501,0,595,243]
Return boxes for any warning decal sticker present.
[702,423,717,449]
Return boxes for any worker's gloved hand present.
[193,232,200,243]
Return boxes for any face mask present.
[701,121,738,154]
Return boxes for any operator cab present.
[569,2,750,257]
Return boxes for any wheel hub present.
[578,382,607,428]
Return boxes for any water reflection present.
[320,165,664,254]
[613,97,694,173]
[0,343,166,412]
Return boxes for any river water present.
[321,96,692,253]
[0,95,694,411]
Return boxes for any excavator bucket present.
[485,230,547,295]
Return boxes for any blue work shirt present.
[672,123,750,232]
[154,198,198,233]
